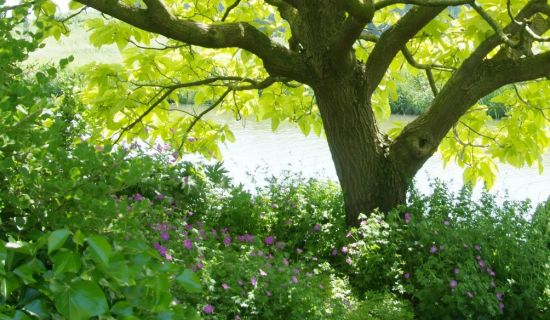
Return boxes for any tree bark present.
[313,67,408,226]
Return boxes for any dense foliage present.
[2,2,549,319]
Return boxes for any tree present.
[13,0,550,225]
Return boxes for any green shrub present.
[346,183,550,319]
[0,230,202,319]
[345,292,414,320]
[389,75,432,115]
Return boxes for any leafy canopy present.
[18,0,550,187]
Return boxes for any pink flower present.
[312,224,321,232]
[223,236,232,246]
[134,193,144,201]
[450,279,458,289]
[161,232,170,242]
[259,269,267,276]
[283,258,289,266]
[264,236,274,245]
[251,276,257,287]
[156,193,165,201]
[443,220,450,226]
[453,268,460,274]
[183,239,193,250]
[331,248,338,256]
[291,275,298,284]
[487,268,496,277]
[341,246,349,254]
[345,257,352,264]
[499,302,505,312]
[496,292,504,301]
[475,244,481,251]
[202,304,214,314]
[222,283,230,290]
[478,259,485,268]
[430,245,438,254]
[196,262,204,270]
[404,212,411,224]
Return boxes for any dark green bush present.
[346,183,550,319]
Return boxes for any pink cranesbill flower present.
[222,283,230,290]
[430,245,438,254]
[251,276,257,287]
[223,236,232,246]
[283,258,289,266]
[331,248,338,256]
[450,279,458,289]
[291,275,298,284]
[475,244,481,251]
[499,302,505,312]
[496,292,504,301]
[183,239,193,250]
[404,212,411,224]
[259,269,267,276]
[264,236,274,245]
[478,259,485,268]
[134,193,144,201]
[161,232,170,242]
[202,304,214,314]
[341,246,349,254]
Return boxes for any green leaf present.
[23,299,51,319]
[53,280,108,320]
[13,259,45,284]
[175,269,202,293]
[111,301,134,317]
[51,249,81,274]
[48,230,71,254]
[86,235,112,265]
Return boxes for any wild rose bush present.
[345,183,550,320]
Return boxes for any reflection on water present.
[210,114,549,205]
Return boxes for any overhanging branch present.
[76,0,310,82]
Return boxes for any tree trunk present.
[313,68,408,226]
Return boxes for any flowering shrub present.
[345,183,550,319]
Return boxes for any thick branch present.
[375,0,469,10]
[365,6,444,95]
[76,0,310,82]
[389,51,550,175]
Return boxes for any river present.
[211,115,549,205]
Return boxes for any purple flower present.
[183,239,193,250]
[156,193,165,201]
[341,246,349,254]
[161,232,170,242]
[499,302,505,312]
[202,304,214,314]
[478,259,485,268]
[291,275,298,284]
[453,268,460,274]
[283,258,289,266]
[444,220,450,226]
[487,268,496,277]
[222,283,230,290]
[312,224,321,232]
[331,248,338,256]
[467,292,474,299]
[496,292,504,301]
[223,236,232,246]
[430,245,438,254]
[134,193,144,201]
[264,236,274,245]
[450,279,458,289]
[404,212,411,224]
[196,262,204,270]
[251,276,257,287]
[475,244,481,251]
[245,234,254,243]
[404,272,411,279]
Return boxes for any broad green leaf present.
[51,250,81,274]
[175,269,202,293]
[53,280,108,320]
[86,235,112,265]
[48,230,70,254]
[22,299,51,319]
